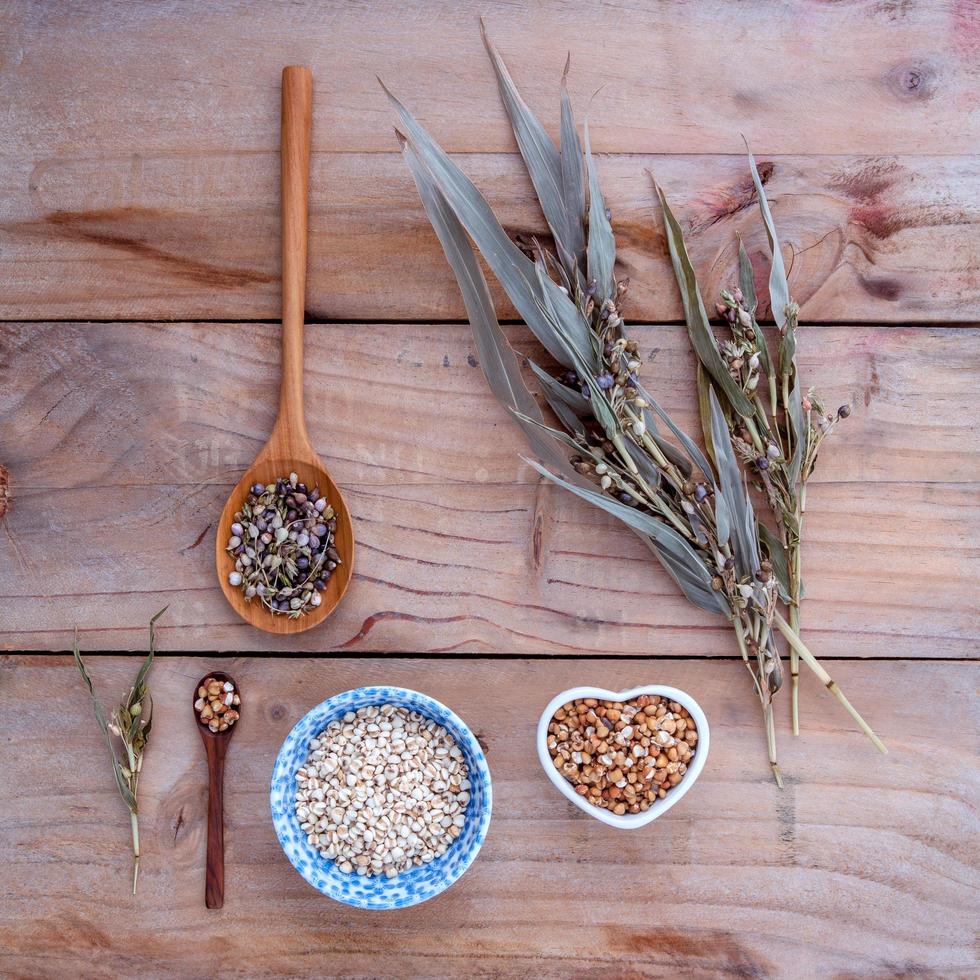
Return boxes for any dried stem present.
[131,810,141,895]
[773,611,887,754]
[734,614,783,787]
[73,608,166,894]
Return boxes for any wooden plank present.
[2,152,978,323]
[0,322,976,654]
[3,1,977,157]
[3,321,976,488]
[1,480,975,656]
[0,655,976,978]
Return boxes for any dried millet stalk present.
[0,464,10,519]
[387,31,886,783]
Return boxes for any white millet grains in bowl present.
[294,704,471,879]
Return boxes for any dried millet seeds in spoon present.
[226,472,341,618]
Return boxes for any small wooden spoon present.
[194,670,241,909]
[215,66,354,634]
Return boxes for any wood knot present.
[269,702,287,721]
[859,273,903,302]
[885,61,936,100]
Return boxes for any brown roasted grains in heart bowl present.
[546,694,699,815]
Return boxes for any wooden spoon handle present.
[204,739,227,909]
[278,65,313,443]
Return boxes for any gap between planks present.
[5,652,976,662]
[5,318,980,329]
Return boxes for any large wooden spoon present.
[216,66,354,634]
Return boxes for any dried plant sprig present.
[0,463,9,519]
[387,33,884,781]
[73,607,167,893]
[656,152,856,738]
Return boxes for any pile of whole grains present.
[294,704,470,879]
[226,472,340,617]
[547,694,697,815]
[194,676,241,733]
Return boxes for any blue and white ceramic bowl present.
[270,686,492,910]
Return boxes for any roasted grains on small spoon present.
[194,676,241,733]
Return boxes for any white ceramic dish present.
[536,685,710,829]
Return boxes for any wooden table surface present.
[1,1,977,977]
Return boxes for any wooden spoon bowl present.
[216,452,354,635]
[216,66,354,634]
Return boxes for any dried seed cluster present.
[547,695,697,815]
[226,472,341,618]
[0,463,9,520]
[194,676,240,733]
[294,704,470,879]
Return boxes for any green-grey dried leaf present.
[528,359,589,414]
[530,260,618,442]
[737,235,758,313]
[708,388,760,575]
[642,535,731,615]
[400,133,585,482]
[646,428,692,479]
[530,363,588,438]
[584,120,615,303]
[746,146,790,330]
[779,313,797,380]
[696,364,717,467]
[758,521,792,603]
[511,411,587,458]
[385,83,593,370]
[737,237,773,379]
[128,604,165,706]
[714,474,731,548]
[636,381,715,483]
[655,183,754,418]
[482,24,581,283]
[524,455,729,615]
[787,377,807,487]
[559,56,586,283]
[625,438,662,488]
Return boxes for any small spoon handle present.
[204,738,228,909]
[278,65,313,445]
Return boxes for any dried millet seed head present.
[0,464,9,520]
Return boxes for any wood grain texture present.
[3,0,976,157]
[1,1,977,322]
[2,151,978,323]
[0,655,976,978]
[0,321,976,654]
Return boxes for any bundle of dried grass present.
[385,31,884,781]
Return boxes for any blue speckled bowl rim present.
[270,686,492,910]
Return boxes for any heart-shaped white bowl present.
[537,685,710,829]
